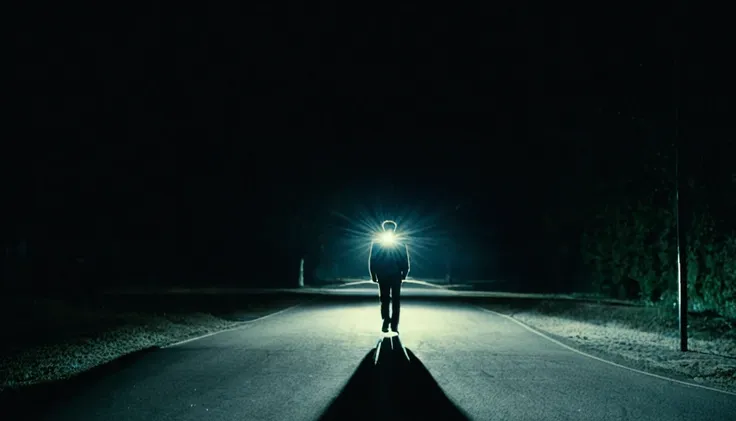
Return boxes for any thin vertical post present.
[673,9,687,351]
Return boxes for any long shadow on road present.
[2,334,470,421]
[319,336,470,421]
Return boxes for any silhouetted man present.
[369,220,410,333]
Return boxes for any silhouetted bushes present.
[581,146,736,319]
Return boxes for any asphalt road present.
[17,282,736,420]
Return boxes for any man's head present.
[377,220,398,246]
[381,220,398,232]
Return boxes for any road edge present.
[476,305,736,397]
[163,302,305,348]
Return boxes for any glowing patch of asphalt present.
[336,279,449,288]
[105,286,638,302]
[373,334,410,365]
[335,280,374,287]
[332,279,458,294]
[405,279,452,289]
[299,288,458,296]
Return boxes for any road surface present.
[13,282,736,420]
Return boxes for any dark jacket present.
[368,240,410,281]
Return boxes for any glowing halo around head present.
[376,220,399,246]
[381,220,398,232]
[377,230,396,246]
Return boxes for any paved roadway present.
[14,281,736,420]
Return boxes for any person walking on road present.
[368,220,410,334]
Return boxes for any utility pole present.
[675,110,687,352]
[673,4,687,352]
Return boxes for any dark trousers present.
[378,278,402,328]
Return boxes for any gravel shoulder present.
[0,294,304,390]
[4,292,735,396]
[482,301,736,394]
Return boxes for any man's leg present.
[390,279,402,332]
[378,281,391,331]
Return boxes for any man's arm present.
[401,244,411,280]
[368,242,377,282]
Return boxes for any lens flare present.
[325,202,456,278]
[377,230,397,246]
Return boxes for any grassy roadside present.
[0,293,305,389]
[479,300,736,393]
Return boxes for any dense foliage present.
[581,139,736,319]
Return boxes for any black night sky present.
[6,2,729,294]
